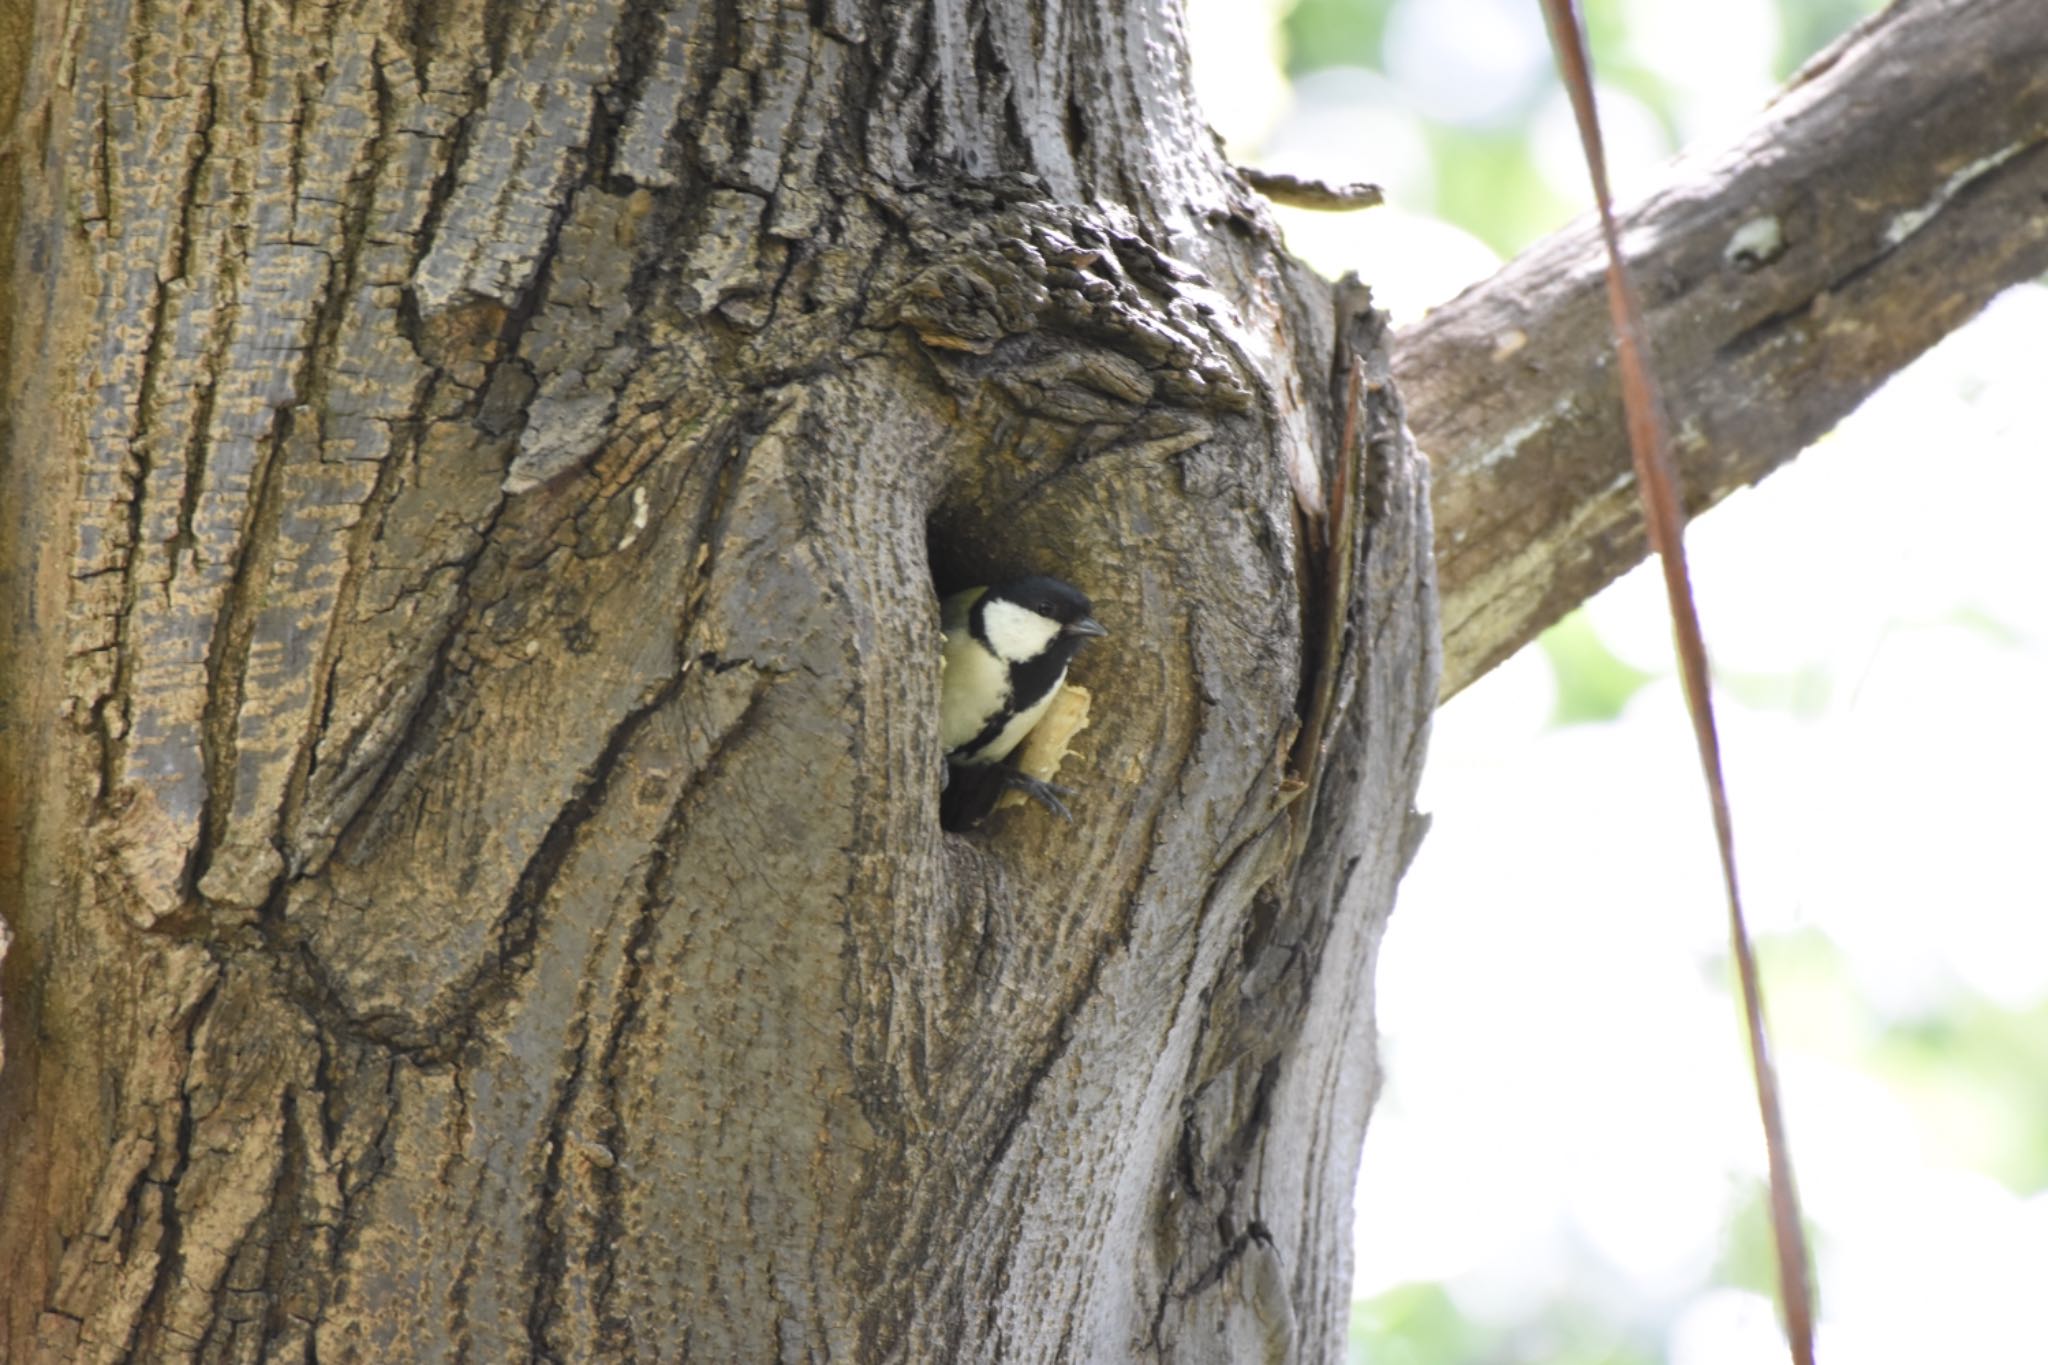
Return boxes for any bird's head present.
[974,576,1108,664]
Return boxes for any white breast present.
[942,629,1011,752]
[962,667,1066,765]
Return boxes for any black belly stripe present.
[958,710,1017,764]
[955,645,1076,763]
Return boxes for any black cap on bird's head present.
[989,575,1106,633]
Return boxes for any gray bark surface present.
[0,2,1435,1361]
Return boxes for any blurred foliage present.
[1712,931,2048,1287]
[1742,930,1868,1056]
[1944,604,2026,649]
[1350,1281,1663,1365]
[1775,0,1885,76]
[1714,1184,1809,1302]
[1284,0,1382,73]
[1714,662,1833,717]
[1539,611,1656,725]
[1348,1284,1483,1364]
[1876,997,2048,1195]
[1737,899,2048,1196]
[1281,0,1881,85]
[1277,0,1882,256]
[1431,128,1577,258]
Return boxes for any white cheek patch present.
[981,599,1061,662]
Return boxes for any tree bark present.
[0,2,1436,1361]
[1399,0,2048,697]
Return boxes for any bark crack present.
[161,67,233,601]
[121,973,223,1360]
[586,681,774,1350]
[194,390,304,900]
[589,0,670,188]
[446,653,722,1050]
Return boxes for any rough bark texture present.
[1400,0,2048,697]
[0,2,1436,1362]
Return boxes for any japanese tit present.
[940,575,1107,819]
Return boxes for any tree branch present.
[1398,0,2048,699]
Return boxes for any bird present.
[940,575,1107,820]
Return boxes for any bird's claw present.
[997,770,1073,821]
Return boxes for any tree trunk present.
[0,2,1436,1361]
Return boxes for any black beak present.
[1064,616,1108,639]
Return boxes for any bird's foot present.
[996,769,1073,821]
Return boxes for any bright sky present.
[1372,285,2048,1361]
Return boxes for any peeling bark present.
[1,3,1433,1361]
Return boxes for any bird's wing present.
[940,586,985,639]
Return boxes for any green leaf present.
[1540,610,1657,726]
[1282,0,1386,76]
